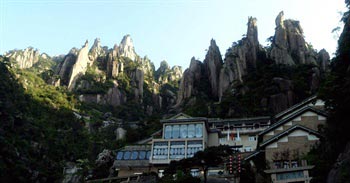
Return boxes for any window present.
[153,142,168,160]
[276,171,304,180]
[180,125,187,138]
[164,125,172,139]
[291,161,298,168]
[131,151,138,160]
[195,124,203,137]
[188,124,195,138]
[187,140,203,158]
[170,141,185,159]
[123,151,131,160]
[172,125,180,138]
[139,151,146,159]
[116,151,123,160]
[190,169,200,177]
[274,161,282,169]
[248,136,256,141]
[244,146,252,152]
[146,151,151,159]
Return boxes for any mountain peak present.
[275,11,285,27]
[89,38,106,60]
[119,34,137,60]
[92,38,101,48]
[247,16,258,44]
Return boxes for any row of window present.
[274,160,299,169]
[116,150,151,160]
[164,124,203,139]
[276,171,304,180]
[152,140,203,160]
[219,136,256,142]
[213,122,269,128]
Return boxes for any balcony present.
[265,160,314,174]
[221,127,267,134]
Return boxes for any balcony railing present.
[221,127,267,134]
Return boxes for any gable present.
[170,113,192,119]
[260,125,321,149]
[260,106,327,138]
[275,96,317,120]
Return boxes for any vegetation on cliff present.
[308,1,350,182]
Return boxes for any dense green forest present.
[0,56,161,182]
[308,0,350,182]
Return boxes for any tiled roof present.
[274,95,317,120]
[259,124,322,148]
[259,106,327,136]
[208,116,271,124]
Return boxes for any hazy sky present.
[0,0,346,69]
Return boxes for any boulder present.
[115,127,126,140]
[96,149,114,167]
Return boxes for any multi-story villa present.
[112,96,325,182]
[246,96,327,183]
[208,116,271,153]
[149,113,220,165]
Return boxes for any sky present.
[0,0,347,70]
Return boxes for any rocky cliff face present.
[53,35,170,109]
[128,68,144,102]
[56,49,78,86]
[106,44,121,79]
[317,49,330,73]
[137,56,155,83]
[327,142,350,183]
[218,17,261,101]
[67,41,91,90]
[203,39,223,100]
[5,47,40,69]
[89,38,107,61]
[175,57,203,106]
[174,13,330,116]
[155,60,183,85]
[119,35,137,61]
[78,81,127,106]
[269,11,317,65]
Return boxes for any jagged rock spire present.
[119,34,137,60]
[269,11,315,65]
[218,16,261,101]
[204,39,223,99]
[67,40,91,90]
[89,38,106,60]
[247,16,258,46]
